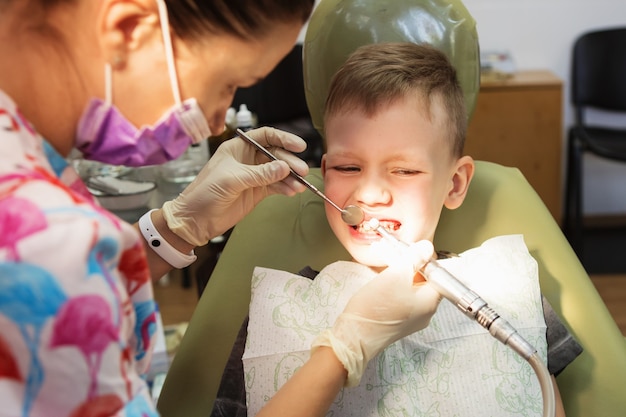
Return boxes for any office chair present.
[563,27,626,257]
[157,161,626,417]
[230,44,324,167]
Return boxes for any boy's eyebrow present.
[329,146,416,158]
[323,148,360,160]
[327,152,424,166]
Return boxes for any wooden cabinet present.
[465,70,563,224]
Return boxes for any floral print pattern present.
[0,91,158,416]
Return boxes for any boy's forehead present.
[325,115,456,164]
[325,95,450,139]
[325,92,449,124]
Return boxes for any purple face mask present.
[75,0,211,167]
[76,96,210,167]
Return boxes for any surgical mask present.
[75,0,211,167]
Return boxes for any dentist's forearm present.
[256,346,347,417]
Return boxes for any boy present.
[212,42,580,417]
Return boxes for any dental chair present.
[157,161,626,417]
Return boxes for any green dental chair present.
[156,162,626,417]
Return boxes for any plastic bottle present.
[225,107,237,131]
[236,104,254,132]
[208,107,237,156]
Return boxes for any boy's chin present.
[349,240,404,269]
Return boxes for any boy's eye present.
[333,166,361,173]
[393,168,420,176]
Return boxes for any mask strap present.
[155,0,183,106]
[104,63,113,105]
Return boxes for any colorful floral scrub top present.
[0,91,158,416]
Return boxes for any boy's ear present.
[444,156,475,210]
[97,0,160,69]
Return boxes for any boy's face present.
[322,95,473,270]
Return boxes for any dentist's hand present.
[312,240,442,387]
[162,127,308,246]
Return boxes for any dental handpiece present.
[236,128,364,226]
[367,218,537,360]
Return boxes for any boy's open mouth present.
[355,219,401,234]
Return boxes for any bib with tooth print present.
[243,235,547,417]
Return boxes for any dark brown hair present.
[324,42,467,157]
[166,0,314,40]
[11,1,314,41]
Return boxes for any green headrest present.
[303,0,480,137]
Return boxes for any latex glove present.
[162,127,308,246]
[311,240,442,387]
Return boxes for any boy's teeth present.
[358,220,399,233]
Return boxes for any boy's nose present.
[354,176,391,208]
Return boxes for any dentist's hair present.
[8,1,314,42]
[166,0,315,40]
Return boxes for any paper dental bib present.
[242,235,548,416]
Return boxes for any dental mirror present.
[341,204,364,226]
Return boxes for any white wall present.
[463,0,626,215]
[301,0,626,215]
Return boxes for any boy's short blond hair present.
[324,42,467,157]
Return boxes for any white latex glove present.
[311,240,442,387]
[162,127,309,246]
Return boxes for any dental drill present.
[367,218,556,417]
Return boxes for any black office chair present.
[230,44,324,167]
[563,27,626,258]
